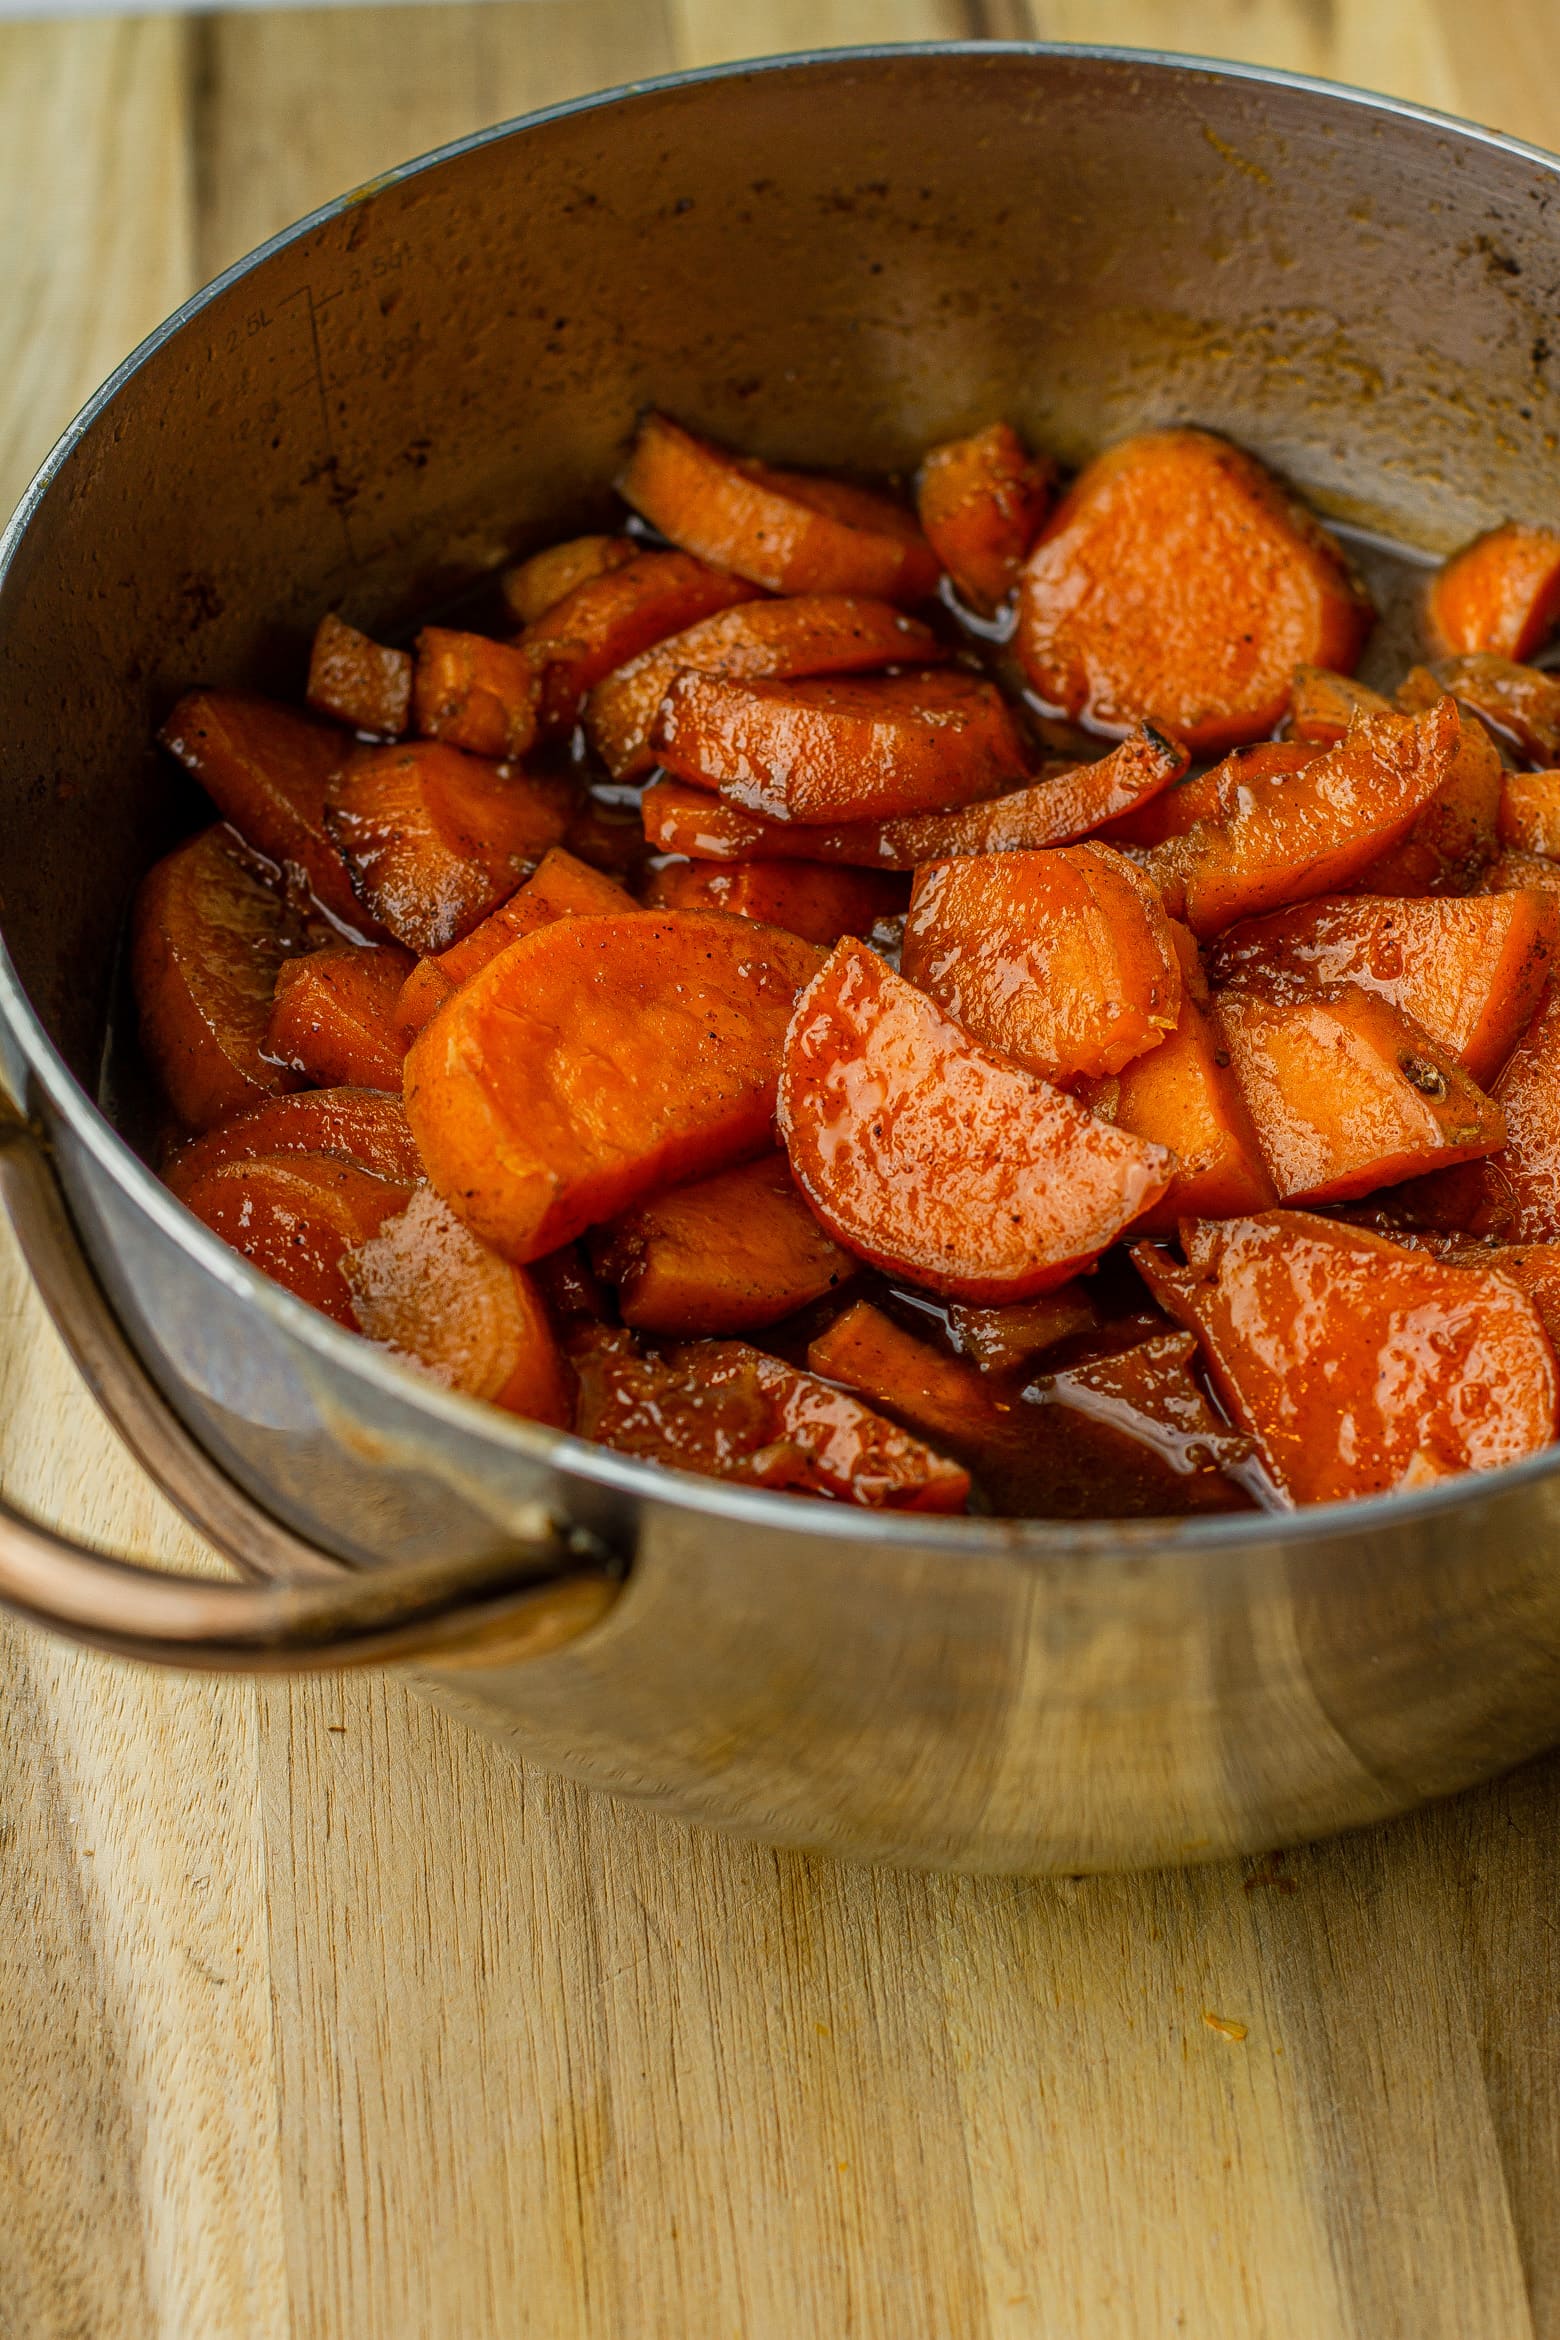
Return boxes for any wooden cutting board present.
[4,5,1560,2333]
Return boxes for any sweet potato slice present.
[1216,983,1506,1204]
[808,1302,1254,1516]
[411,627,540,761]
[944,1286,1098,1374]
[306,612,412,741]
[1017,428,1372,755]
[902,842,1181,1082]
[643,859,903,946]
[176,1152,413,1325]
[1107,924,1275,1232]
[594,1152,855,1335]
[641,723,1182,867]
[572,1324,969,1511]
[396,847,637,1039]
[1101,742,1314,852]
[777,940,1173,1303]
[1431,654,1560,764]
[499,534,637,627]
[160,690,368,934]
[324,741,570,953]
[1351,673,1503,897]
[1428,524,1560,661]
[1457,980,1560,1240]
[1208,891,1556,1087]
[342,1185,573,1425]
[586,593,943,782]
[652,668,1028,824]
[132,826,301,1131]
[519,548,759,733]
[914,422,1056,614]
[1499,768,1560,857]
[1145,700,1461,938]
[266,941,415,1090]
[1481,849,1560,899]
[1136,1212,1557,1504]
[164,1087,423,1191]
[1286,665,1392,750]
[618,412,939,604]
[405,911,824,1262]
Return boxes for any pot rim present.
[6,37,1560,1560]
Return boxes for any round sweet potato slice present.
[915,421,1056,614]
[1428,524,1560,662]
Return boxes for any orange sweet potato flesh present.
[1215,982,1506,1204]
[1286,665,1392,749]
[306,613,411,741]
[500,534,637,627]
[266,941,415,1090]
[342,1185,573,1425]
[1359,665,1504,897]
[1429,525,1560,661]
[1017,428,1372,756]
[405,910,824,1262]
[396,847,637,1039]
[132,826,302,1131]
[652,668,1028,824]
[945,1286,1098,1373]
[1101,742,1314,852]
[643,859,903,946]
[324,741,570,953]
[411,627,540,760]
[641,723,1184,868]
[619,413,939,604]
[176,1153,413,1324]
[1145,700,1461,939]
[777,940,1174,1303]
[519,548,759,733]
[1208,891,1557,1088]
[1481,849,1560,898]
[902,842,1181,1082]
[1431,655,1560,764]
[1135,1211,1557,1504]
[164,1088,424,1191]
[1453,980,1560,1240]
[915,422,1056,615]
[1500,769,1560,857]
[160,690,370,934]
[586,593,944,782]
[571,1324,969,1511]
[1107,923,1275,1233]
[595,1152,856,1335]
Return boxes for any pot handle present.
[0,1104,624,1671]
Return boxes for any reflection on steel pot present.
[4,45,1560,1871]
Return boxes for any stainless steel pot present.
[5,42,1560,1873]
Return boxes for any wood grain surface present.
[4,4,1560,2334]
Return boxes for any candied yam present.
[1480,850,1560,898]
[342,1185,573,1425]
[643,859,904,947]
[1136,1212,1557,1504]
[499,534,637,627]
[1208,892,1557,1088]
[945,1285,1098,1373]
[979,721,1189,847]
[1215,983,1506,1205]
[1286,665,1392,750]
[586,593,944,782]
[1108,923,1275,1232]
[132,826,301,1131]
[652,668,1027,825]
[1101,742,1313,852]
[176,1152,412,1324]
[1017,428,1372,756]
[1431,654,1560,765]
[777,940,1173,1303]
[1500,768,1560,857]
[324,741,569,953]
[1457,980,1560,1240]
[266,941,415,1091]
[164,1088,423,1190]
[594,1152,855,1335]
[1353,675,1502,896]
[1428,524,1560,661]
[572,1324,969,1511]
[519,548,758,733]
[914,422,1056,614]
[902,842,1181,1083]
[306,612,412,741]
[1146,701,1460,939]
[160,689,369,934]
[404,911,824,1262]
[410,627,540,760]
[618,412,939,603]
[396,847,637,1039]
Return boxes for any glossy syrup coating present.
[265,941,414,1091]
[306,612,411,741]
[643,858,903,947]
[1100,741,1315,852]
[1362,667,1503,896]
[176,1152,413,1325]
[411,626,541,761]
[396,847,638,1039]
[915,421,1056,614]
[1136,1211,1558,1505]
[595,1152,856,1337]
[777,940,1173,1303]
[162,1087,424,1189]
[518,546,759,734]
[1430,655,1560,764]
[1428,523,1560,661]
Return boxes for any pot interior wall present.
[1,47,1556,1091]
